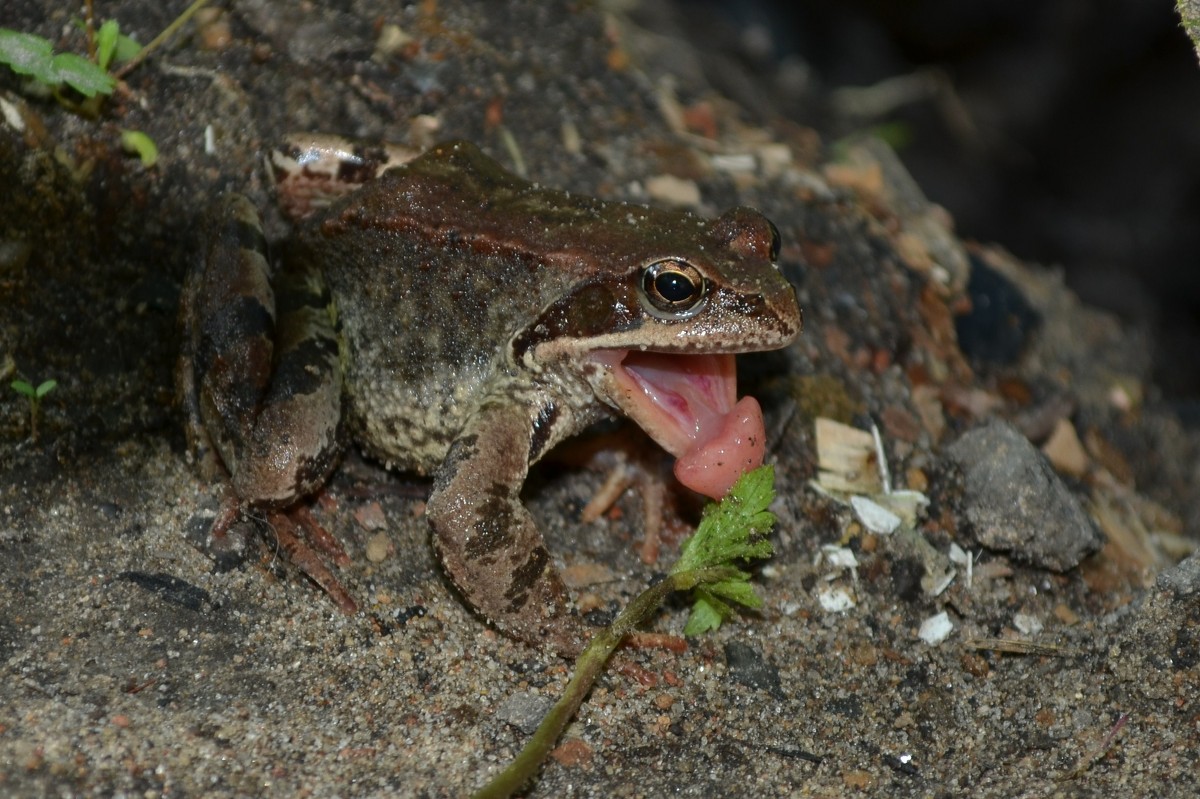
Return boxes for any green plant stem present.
[28,396,40,443]
[84,0,97,60]
[472,565,741,799]
[112,0,211,80]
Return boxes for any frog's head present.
[514,205,802,499]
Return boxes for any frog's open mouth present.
[587,350,766,499]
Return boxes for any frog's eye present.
[767,219,782,262]
[639,259,708,319]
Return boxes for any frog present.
[178,138,802,654]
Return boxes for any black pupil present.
[655,271,695,303]
[768,220,781,261]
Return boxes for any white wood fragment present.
[781,600,804,616]
[644,174,701,207]
[870,423,892,493]
[0,98,24,132]
[948,543,972,590]
[819,544,859,570]
[814,418,881,494]
[711,153,757,174]
[756,142,792,177]
[928,569,957,597]
[874,490,930,526]
[850,495,901,535]
[949,543,970,566]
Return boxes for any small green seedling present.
[11,378,56,443]
[0,25,129,102]
[475,465,778,799]
[120,129,158,167]
[0,0,211,150]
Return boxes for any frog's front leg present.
[428,399,588,656]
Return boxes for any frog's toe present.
[558,426,694,566]
[267,507,358,614]
[187,489,359,614]
[185,499,255,573]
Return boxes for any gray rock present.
[1155,551,1200,596]
[495,691,555,735]
[724,641,784,699]
[944,420,1103,570]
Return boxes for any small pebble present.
[365,532,392,563]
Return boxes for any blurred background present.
[638,0,1200,408]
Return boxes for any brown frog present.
[179,139,802,654]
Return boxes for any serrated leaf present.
[683,592,730,636]
[673,465,778,636]
[704,578,763,610]
[672,465,776,576]
[733,463,777,512]
[51,52,116,96]
[0,29,55,82]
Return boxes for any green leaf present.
[0,28,56,83]
[96,19,119,71]
[121,129,158,167]
[672,465,776,576]
[35,379,57,398]
[683,592,730,636]
[670,465,778,635]
[704,578,763,609]
[51,51,116,96]
[11,379,35,397]
[114,32,142,64]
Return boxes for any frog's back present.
[292,143,588,472]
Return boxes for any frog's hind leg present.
[185,193,345,507]
[181,194,353,613]
[428,402,588,657]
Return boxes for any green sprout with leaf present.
[11,378,57,443]
[474,465,779,799]
[0,0,212,158]
[0,21,137,108]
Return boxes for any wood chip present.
[1042,418,1090,477]
[815,418,881,494]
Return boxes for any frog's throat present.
[587,349,767,499]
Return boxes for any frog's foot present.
[269,134,420,220]
[191,490,359,614]
[187,489,256,572]
[265,505,358,615]
[561,426,694,565]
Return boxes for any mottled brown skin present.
[180,140,801,654]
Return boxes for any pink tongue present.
[620,353,767,500]
[673,396,766,499]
